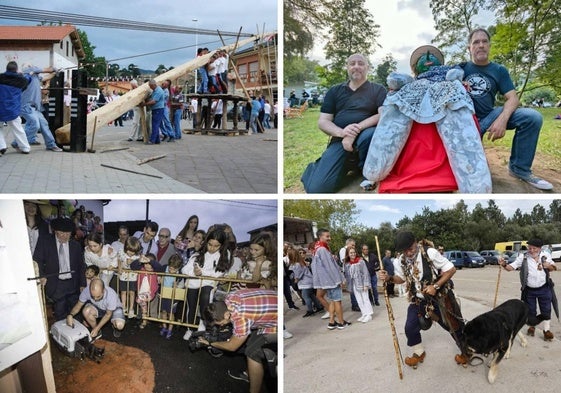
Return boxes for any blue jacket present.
[0,71,30,121]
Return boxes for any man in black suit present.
[34,217,86,321]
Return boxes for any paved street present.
[283,266,561,392]
[0,118,277,194]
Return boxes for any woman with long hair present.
[181,227,232,340]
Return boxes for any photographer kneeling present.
[199,288,277,393]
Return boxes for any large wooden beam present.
[55,33,270,138]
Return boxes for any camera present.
[187,323,233,358]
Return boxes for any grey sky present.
[0,0,277,70]
[101,199,277,242]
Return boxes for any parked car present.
[479,250,501,265]
[445,250,486,269]
[549,243,561,262]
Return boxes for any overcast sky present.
[310,0,495,74]
[78,199,277,243]
[0,0,277,70]
[355,197,559,229]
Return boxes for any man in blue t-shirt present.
[141,79,165,144]
[301,53,387,193]
[461,28,552,190]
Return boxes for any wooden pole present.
[493,261,502,308]
[376,235,404,380]
[56,34,270,137]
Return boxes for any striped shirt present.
[226,288,277,337]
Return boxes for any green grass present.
[284,107,561,192]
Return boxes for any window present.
[249,61,259,83]
[66,41,69,57]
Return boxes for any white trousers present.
[354,287,373,317]
[0,117,30,152]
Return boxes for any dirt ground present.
[288,146,560,194]
[49,316,276,393]
[52,338,155,393]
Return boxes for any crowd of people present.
[302,28,553,193]
[26,201,278,392]
[284,229,557,370]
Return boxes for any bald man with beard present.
[301,53,387,193]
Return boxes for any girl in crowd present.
[181,228,232,340]
[160,254,184,339]
[117,236,142,317]
[176,215,199,245]
[237,232,276,289]
[24,200,50,255]
[84,232,118,288]
[290,247,323,317]
[135,253,160,329]
[176,229,206,265]
[70,208,86,243]
[85,264,100,287]
[346,246,374,323]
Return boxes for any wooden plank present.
[55,33,270,137]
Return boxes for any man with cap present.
[379,231,468,368]
[34,217,86,321]
[499,238,557,341]
[362,45,491,193]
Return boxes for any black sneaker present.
[375,301,380,306]
[113,326,122,338]
[303,311,315,318]
[289,305,300,310]
[352,306,361,312]
[337,321,352,330]
[327,322,337,330]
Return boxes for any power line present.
[196,200,277,212]
[221,200,278,209]
[0,5,254,37]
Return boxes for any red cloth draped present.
[378,121,457,193]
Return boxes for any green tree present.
[108,63,120,77]
[284,0,328,57]
[494,0,560,97]
[373,53,397,88]
[284,56,320,85]
[128,63,141,78]
[323,0,380,84]
[77,30,106,84]
[429,0,488,63]
[155,64,168,75]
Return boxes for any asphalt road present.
[283,265,561,393]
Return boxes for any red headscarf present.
[348,256,362,265]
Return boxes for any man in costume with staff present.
[379,231,469,368]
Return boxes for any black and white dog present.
[462,299,529,384]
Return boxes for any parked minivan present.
[444,251,486,269]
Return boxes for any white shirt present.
[510,251,554,288]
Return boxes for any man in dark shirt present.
[361,244,380,306]
[461,28,552,190]
[301,53,387,193]
[382,249,395,297]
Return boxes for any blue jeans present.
[369,274,379,303]
[150,108,164,143]
[264,113,271,128]
[161,106,174,138]
[302,126,375,193]
[478,107,542,178]
[250,113,259,133]
[19,103,57,149]
[301,288,322,313]
[198,67,208,93]
[173,108,182,139]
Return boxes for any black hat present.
[527,239,543,248]
[395,231,416,252]
[51,217,74,232]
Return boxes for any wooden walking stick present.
[375,235,404,380]
[493,258,503,308]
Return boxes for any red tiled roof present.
[0,25,77,41]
